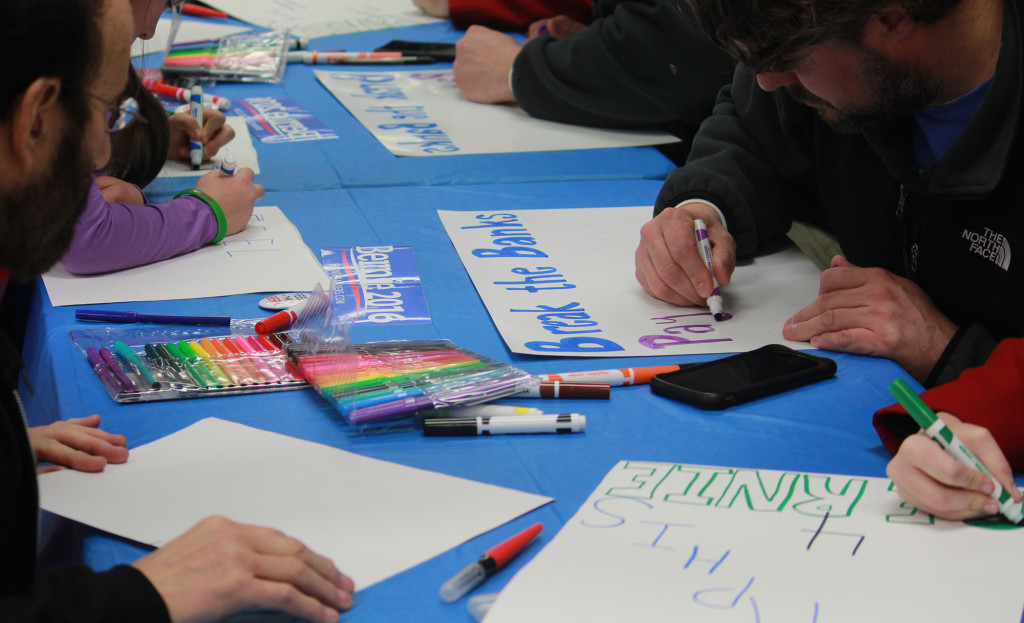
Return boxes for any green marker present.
[888,378,1024,523]
[165,342,209,389]
[177,341,219,387]
[113,340,159,389]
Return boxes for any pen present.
[76,309,231,325]
[540,365,685,386]
[220,153,237,176]
[98,346,137,392]
[693,218,725,321]
[189,85,203,169]
[286,51,401,63]
[86,347,123,395]
[439,523,543,602]
[431,404,544,418]
[113,340,160,389]
[144,80,231,110]
[285,51,436,64]
[515,381,610,399]
[181,2,229,18]
[887,378,1024,523]
[423,414,585,437]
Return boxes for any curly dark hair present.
[680,0,963,72]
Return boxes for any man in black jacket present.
[452,0,735,159]
[635,0,1018,387]
[0,0,355,620]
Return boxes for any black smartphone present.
[374,40,457,61]
[650,345,837,410]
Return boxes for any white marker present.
[422,414,585,436]
[219,153,237,176]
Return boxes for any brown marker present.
[516,381,610,399]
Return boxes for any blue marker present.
[189,85,203,169]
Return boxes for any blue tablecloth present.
[141,22,677,196]
[22,180,921,622]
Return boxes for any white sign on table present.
[157,117,260,178]
[43,206,327,306]
[438,206,822,357]
[39,418,552,590]
[316,70,678,156]
[485,460,1024,623]
[204,0,441,38]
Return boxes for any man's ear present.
[863,1,917,48]
[8,77,63,175]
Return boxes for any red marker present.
[540,365,683,386]
[143,80,231,110]
[439,523,543,602]
[255,299,308,335]
[181,3,230,18]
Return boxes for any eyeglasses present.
[85,93,143,133]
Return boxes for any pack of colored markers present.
[69,319,309,403]
[281,286,538,431]
[161,30,290,83]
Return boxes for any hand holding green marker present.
[888,378,1024,523]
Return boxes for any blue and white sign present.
[315,70,678,157]
[439,206,822,357]
[321,246,430,325]
[234,97,338,143]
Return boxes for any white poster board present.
[43,206,327,306]
[438,206,822,357]
[203,0,442,38]
[39,418,552,590]
[315,70,678,156]
[485,460,1024,623]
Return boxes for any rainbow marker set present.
[73,328,308,403]
[286,339,537,428]
[161,30,289,83]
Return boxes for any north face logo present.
[962,228,1011,270]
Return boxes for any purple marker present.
[75,309,231,326]
[345,394,436,426]
[693,219,725,321]
[86,347,124,395]
[98,347,137,392]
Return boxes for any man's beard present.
[0,119,94,279]
[788,45,944,134]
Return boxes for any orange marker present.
[539,365,684,386]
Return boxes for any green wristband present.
[174,188,227,243]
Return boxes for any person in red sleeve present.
[413,0,593,31]
[874,337,1024,521]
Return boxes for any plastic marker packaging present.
[70,318,309,404]
[282,282,537,435]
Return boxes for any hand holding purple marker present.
[693,218,725,321]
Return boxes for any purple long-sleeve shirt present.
[60,180,217,274]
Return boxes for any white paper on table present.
[203,0,441,38]
[157,117,260,178]
[131,17,251,58]
[485,460,1024,623]
[39,418,552,590]
[438,206,821,358]
[42,206,327,306]
[316,70,678,156]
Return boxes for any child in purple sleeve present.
[60,9,264,275]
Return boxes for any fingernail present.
[985,501,999,515]
[981,481,994,494]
